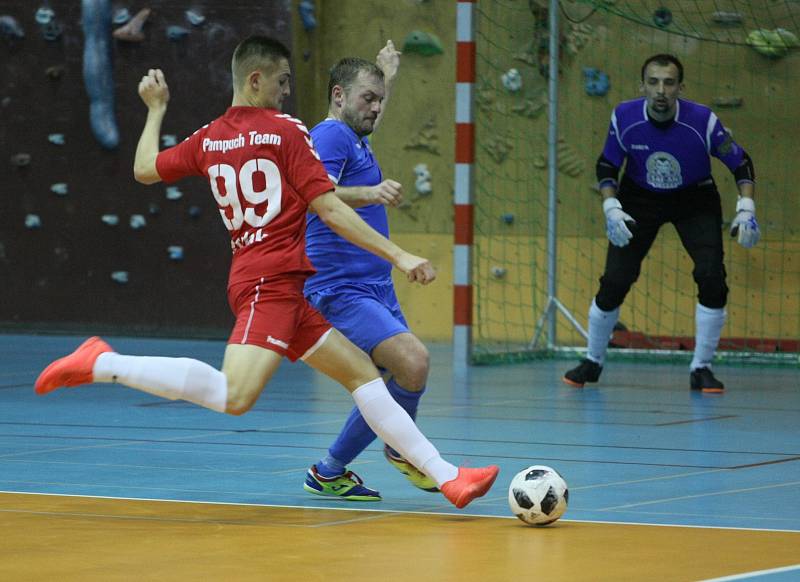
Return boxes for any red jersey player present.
[33,36,497,509]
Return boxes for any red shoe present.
[440,465,500,509]
[34,337,113,395]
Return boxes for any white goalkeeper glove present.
[603,197,635,247]
[730,196,760,248]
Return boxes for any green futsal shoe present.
[384,445,439,492]
[303,464,381,501]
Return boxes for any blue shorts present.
[306,282,409,355]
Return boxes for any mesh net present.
[472,0,800,365]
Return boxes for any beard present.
[342,109,375,137]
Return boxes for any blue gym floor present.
[1,333,799,580]
[3,333,798,528]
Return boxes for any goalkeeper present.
[563,54,759,393]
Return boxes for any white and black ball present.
[508,465,568,526]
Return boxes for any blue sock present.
[325,377,426,467]
[315,454,347,478]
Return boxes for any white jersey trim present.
[611,111,626,152]
[241,277,265,344]
[705,112,718,154]
[300,328,333,361]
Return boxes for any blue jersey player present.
[563,54,760,393]
[302,42,438,500]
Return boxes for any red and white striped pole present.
[454,0,475,368]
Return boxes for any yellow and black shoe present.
[383,445,439,492]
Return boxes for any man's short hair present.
[232,35,290,88]
[327,57,384,105]
[641,53,684,83]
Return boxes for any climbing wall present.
[0,0,292,335]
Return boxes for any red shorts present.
[227,275,332,362]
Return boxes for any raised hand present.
[603,197,636,247]
[138,69,170,111]
[376,40,401,80]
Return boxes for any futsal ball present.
[508,465,568,526]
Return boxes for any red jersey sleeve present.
[155,129,205,184]
[278,117,334,204]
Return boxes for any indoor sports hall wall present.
[292,0,458,342]
[469,0,800,356]
[0,0,292,335]
[3,1,797,351]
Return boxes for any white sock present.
[93,353,228,413]
[351,378,458,487]
[691,304,726,371]
[587,298,620,365]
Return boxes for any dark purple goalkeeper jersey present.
[602,97,745,192]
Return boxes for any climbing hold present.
[101,214,119,226]
[652,7,672,28]
[129,214,146,229]
[298,0,317,31]
[490,267,507,279]
[501,68,523,92]
[48,133,65,145]
[166,25,189,41]
[167,245,184,261]
[25,214,42,229]
[45,65,64,80]
[501,213,515,225]
[10,153,31,167]
[110,271,129,284]
[712,11,742,25]
[583,67,610,96]
[402,30,443,56]
[112,7,150,42]
[713,96,743,108]
[83,0,120,150]
[50,183,68,196]
[41,20,63,41]
[188,205,202,219]
[148,202,161,215]
[112,7,130,25]
[413,163,432,196]
[0,15,25,40]
[35,6,55,25]
[161,134,177,147]
[746,28,798,58]
[185,9,205,26]
[166,187,183,200]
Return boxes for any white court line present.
[2,490,800,533]
[600,480,800,510]
[699,564,800,581]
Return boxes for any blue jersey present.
[602,97,745,192]
[304,119,392,294]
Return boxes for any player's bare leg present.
[304,329,499,508]
[221,344,283,414]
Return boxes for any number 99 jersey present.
[155,106,334,287]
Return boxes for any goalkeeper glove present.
[730,196,760,248]
[603,197,635,247]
